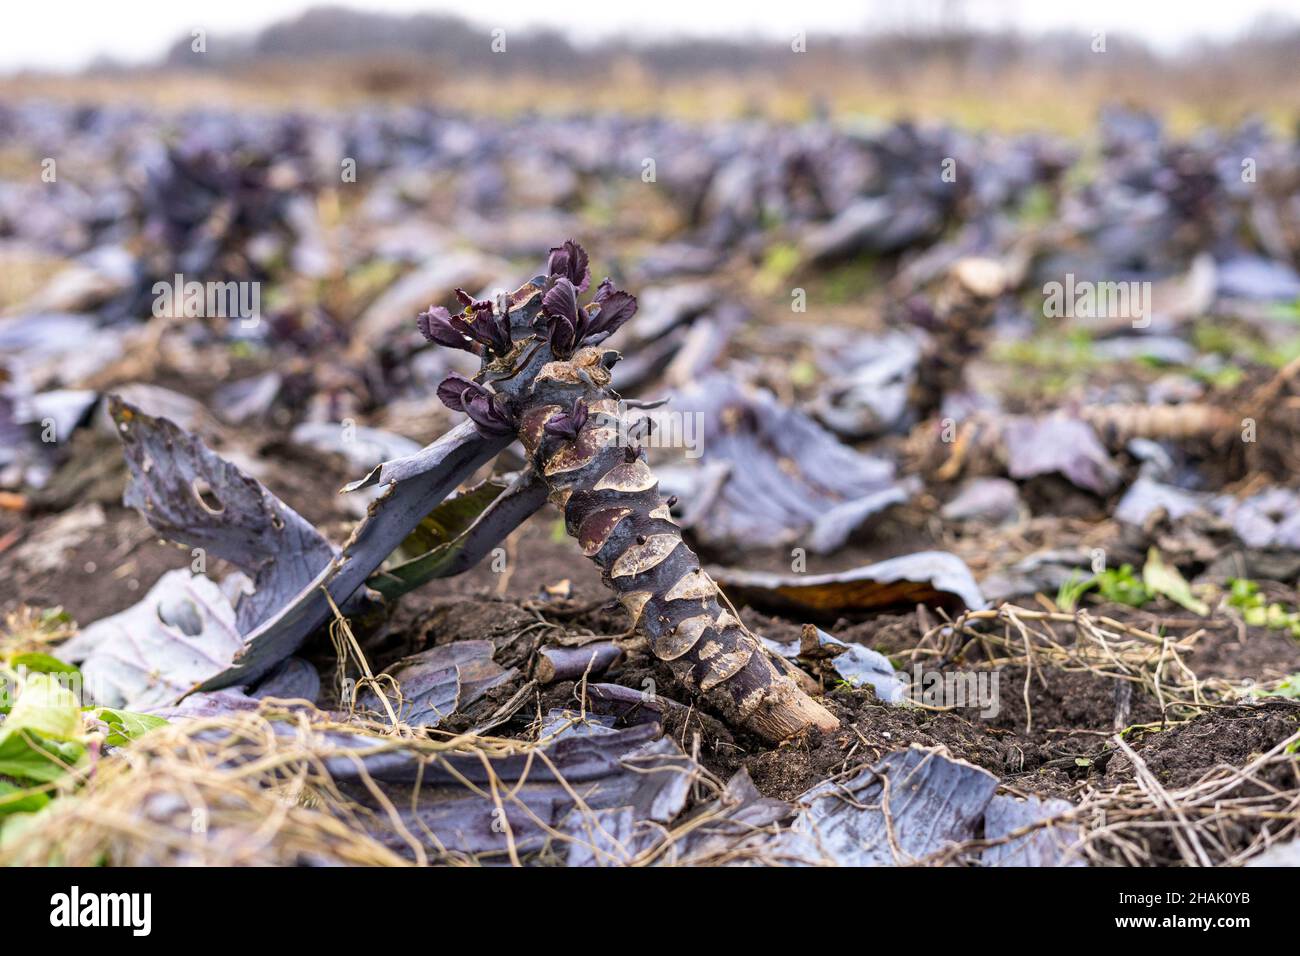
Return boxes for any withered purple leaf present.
[199,421,512,693]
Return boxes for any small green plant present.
[0,645,167,836]
[1228,579,1300,640]
[1228,578,1261,609]
[1253,673,1300,700]
[1142,549,1209,616]
[1055,572,1095,613]
[1056,563,1155,612]
[1095,564,1153,607]
[1013,184,1055,226]
[755,241,801,293]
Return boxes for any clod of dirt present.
[1103,703,1300,791]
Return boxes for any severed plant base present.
[419,241,839,742]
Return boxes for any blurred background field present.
[3,4,1300,132]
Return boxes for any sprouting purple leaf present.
[542,277,580,326]
[571,399,589,433]
[543,400,590,441]
[478,315,513,356]
[547,239,590,293]
[436,374,515,437]
[450,289,512,356]
[542,277,581,355]
[436,373,477,413]
[454,288,489,311]
[585,278,638,343]
[417,306,476,352]
[464,393,516,437]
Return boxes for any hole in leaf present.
[157,597,203,636]
[192,478,224,514]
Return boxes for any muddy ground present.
[5,439,1300,790]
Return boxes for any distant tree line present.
[153,4,1298,85]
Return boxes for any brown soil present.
[310,523,1300,816]
[1104,703,1300,791]
[5,388,1298,865]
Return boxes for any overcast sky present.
[3,0,1298,71]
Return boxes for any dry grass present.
[910,603,1223,725]
[0,707,414,866]
[925,720,1300,867]
[3,58,1296,136]
[0,702,705,867]
[907,603,1300,867]
[0,605,77,658]
[1,623,1294,866]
